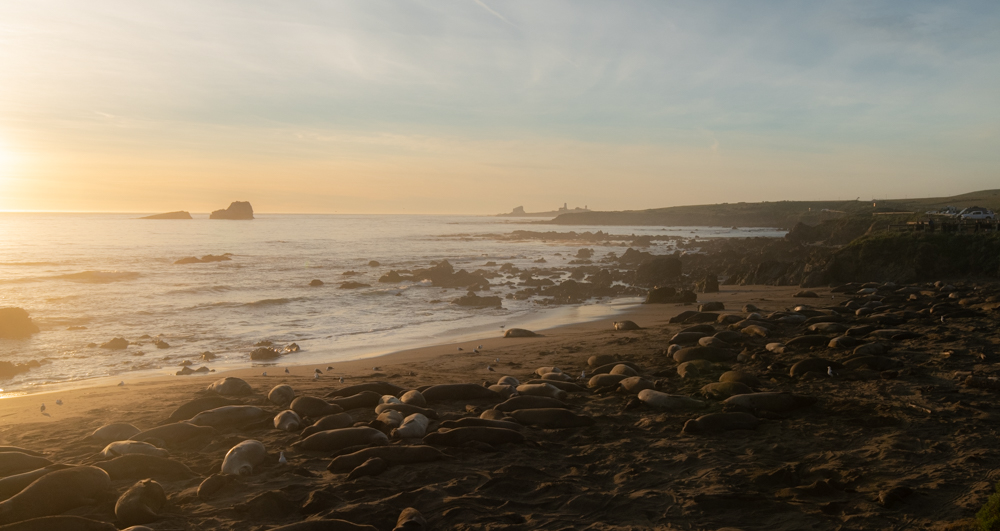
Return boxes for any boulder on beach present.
[339,281,370,289]
[644,287,696,304]
[140,211,192,220]
[101,337,130,350]
[209,201,254,220]
[309,279,324,287]
[0,360,33,380]
[0,307,40,339]
[634,256,682,287]
[453,292,503,308]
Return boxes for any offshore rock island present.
[210,201,254,220]
[498,203,591,218]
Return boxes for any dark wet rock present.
[645,287,696,304]
[250,347,281,360]
[339,281,370,289]
[153,339,169,349]
[453,292,502,308]
[0,361,32,380]
[209,201,254,220]
[699,274,720,293]
[368,260,381,267]
[634,256,682,287]
[101,337,129,350]
[0,307,40,339]
[174,254,232,265]
[379,271,404,283]
[309,279,324,287]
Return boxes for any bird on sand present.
[313,373,320,380]
[478,344,483,350]
[118,381,125,387]
[827,366,837,377]
[339,376,344,383]
[40,404,45,413]
[327,366,334,371]
[284,368,290,374]
[261,372,267,377]
[56,399,63,406]
[457,347,464,351]
[473,349,480,354]
[278,452,287,465]
[487,365,495,372]
[495,357,499,363]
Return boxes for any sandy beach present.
[1,283,998,530]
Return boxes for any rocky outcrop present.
[210,201,254,220]
[634,256,682,287]
[140,211,192,220]
[378,261,491,290]
[644,287,697,304]
[0,307,40,339]
[339,282,370,289]
[101,337,130,350]
[453,292,503,308]
[0,360,39,380]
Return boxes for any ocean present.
[0,213,785,396]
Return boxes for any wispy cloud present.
[471,0,518,29]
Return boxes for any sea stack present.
[140,211,192,220]
[210,201,254,220]
[0,307,40,339]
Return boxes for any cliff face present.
[210,201,254,220]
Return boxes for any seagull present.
[118,381,125,387]
[372,367,381,371]
[941,316,946,323]
[473,349,480,354]
[261,371,267,376]
[579,370,586,380]
[494,358,499,363]
[55,399,63,406]
[487,365,495,372]
[40,404,45,413]
[284,368,290,374]
[457,347,464,351]
[326,366,333,371]
[478,344,483,350]
[314,368,322,374]
[313,373,320,380]
[278,452,287,465]
[339,376,344,383]
[827,366,837,377]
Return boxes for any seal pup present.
[221,440,266,476]
[0,466,111,524]
[114,479,166,527]
[131,422,215,447]
[682,412,760,434]
[516,383,567,401]
[188,406,267,428]
[273,410,302,432]
[637,389,705,410]
[0,454,52,478]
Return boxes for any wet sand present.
[1,284,998,530]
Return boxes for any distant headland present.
[210,201,254,220]
[497,203,591,218]
[139,211,192,220]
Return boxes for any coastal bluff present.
[210,201,254,220]
[140,211,192,220]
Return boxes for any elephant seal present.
[423,427,524,447]
[301,413,355,437]
[700,382,752,400]
[541,372,573,382]
[189,406,267,428]
[327,446,450,473]
[268,520,377,531]
[206,377,253,396]
[587,354,616,367]
[267,385,295,408]
[99,441,168,459]
[0,466,72,502]
[494,395,568,412]
[328,391,382,411]
[222,440,266,476]
[723,392,816,413]
[96,455,196,481]
[86,423,140,444]
[719,371,760,388]
[347,457,388,481]
[587,374,627,388]
[618,376,655,394]
[524,380,587,393]
[0,454,51,478]
[588,361,642,376]
[0,516,116,531]
[293,427,389,453]
[533,366,562,377]
[0,466,111,524]
[274,410,302,432]
[196,473,233,500]
[613,320,641,331]
[165,396,240,423]
[399,390,427,407]
[479,409,508,421]
[114,479,165,527]
[379,395,401,405]
[669,332,707,345]
[371,410,404,432]
[676,360,715,379]
[390,414,429,439]
[374,403,438,419]
[291,397,344,418]
[516,383,567,400]
[672,346,735,363]
[488,385,517,399]
[394,507,427,530]
[682,412,760,434]
[507,408,594,429]
[504,328,541,338]
[132,422,215,446]
[0,450,41,459]
[637,390,705,410]
[439,418,523,431]
[496,376,520,386]
[421,384,502,403]
[609,364,638,377]
[325,382,403,399]
[789,359,843,378]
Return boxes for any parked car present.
[959,209,996,220]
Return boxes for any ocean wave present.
[55,271,141,283]
[0,261,62,267]
[166,285,234,295]
[244,297,305,307]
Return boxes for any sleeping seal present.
[221,440,266,476]
[301,413,355,437]
[637,389,705,410]
[206,377,253,396]
[189,406,267,428]
[273,410,302,432]
[86,424,140,444]
[99,441,168,459]
[96,455,196,481]
[291,397,344,418]
[292,427,388,453]
[390,414,429,439]
[0,454,52,478]
[267,385,295,408]
[0,466,72,503]
[0,516,116,530]
[0,466,111,524]
[114,479,166,527]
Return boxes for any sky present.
[0,0,998,214]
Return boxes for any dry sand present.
[1,284,998,530]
